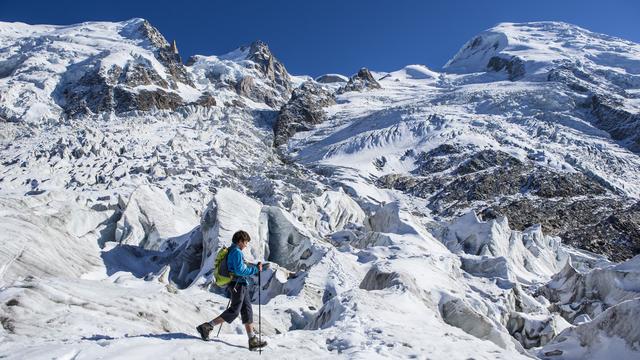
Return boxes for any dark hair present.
[232,230,251,244]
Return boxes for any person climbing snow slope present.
[196,230,268,351]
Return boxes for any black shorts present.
[220,282,253,324]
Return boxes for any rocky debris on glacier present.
[273,81,336,146]
[336,67,382,94]
[377,145,638,261]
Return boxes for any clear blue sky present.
[2,0,638,77]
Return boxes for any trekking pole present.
[216,282,237,337]
[259,263,262,355]
[215,297,231,338]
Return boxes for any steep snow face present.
[115,185,198,250]
[443,22,640,153]
[443,211,567,284]
[445,22,640,81]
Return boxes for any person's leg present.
[197,283,241,340]
[242,286,266,349]
[240,284,254,338]
[217,284,243,324]
[209,316,225,327]
[244,323,254,336]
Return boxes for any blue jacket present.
[227,244,258,285]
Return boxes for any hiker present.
[196,230,268,351]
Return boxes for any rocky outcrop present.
[487,56,525,81]
[225,40,293,107]
[489,199,640,262]
[245,40,291,95]
[456,149,523,175]
[121,19,193,88]
[55,20,197,116]
[273,81,335,146]
[590,94,640,153]
[336,68,381,94]
[315,74,348,84]
[193,93,217,107]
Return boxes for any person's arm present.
[228,249,258,276]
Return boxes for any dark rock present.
[375,145,638,260]
[487,198,639,261]
[315,74,348,84]
[424,144,461,157]
[235,74,285,108]
[545,62,640,154]
[56,19,195,117]
[487,56,525,81]
[236,76,256,97]
[410,144,466,175]
[121,62,169,89]
[245,40,291,95]
[273,81,335,146]
[58,63,120,116]
[221,40,292,107]
[590,94,640,153]
[57,60,186,116]
[337,68,382,94]
[547,67,590,93]
[113,88,183,112]
[431,164,528,209]
[525,170,607,198]
[194,94,217,107]
[156,46,194,88]
[373,156,387,170]
[456,149,522,175]
[377,174,444,198]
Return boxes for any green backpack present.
[214,246,232,287]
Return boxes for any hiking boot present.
[196,322,213,340]
[248,335,267,350]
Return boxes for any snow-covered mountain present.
[1,19,639,359]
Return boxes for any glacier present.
[1,19,640,359]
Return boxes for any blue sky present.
[2,0,639,77]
